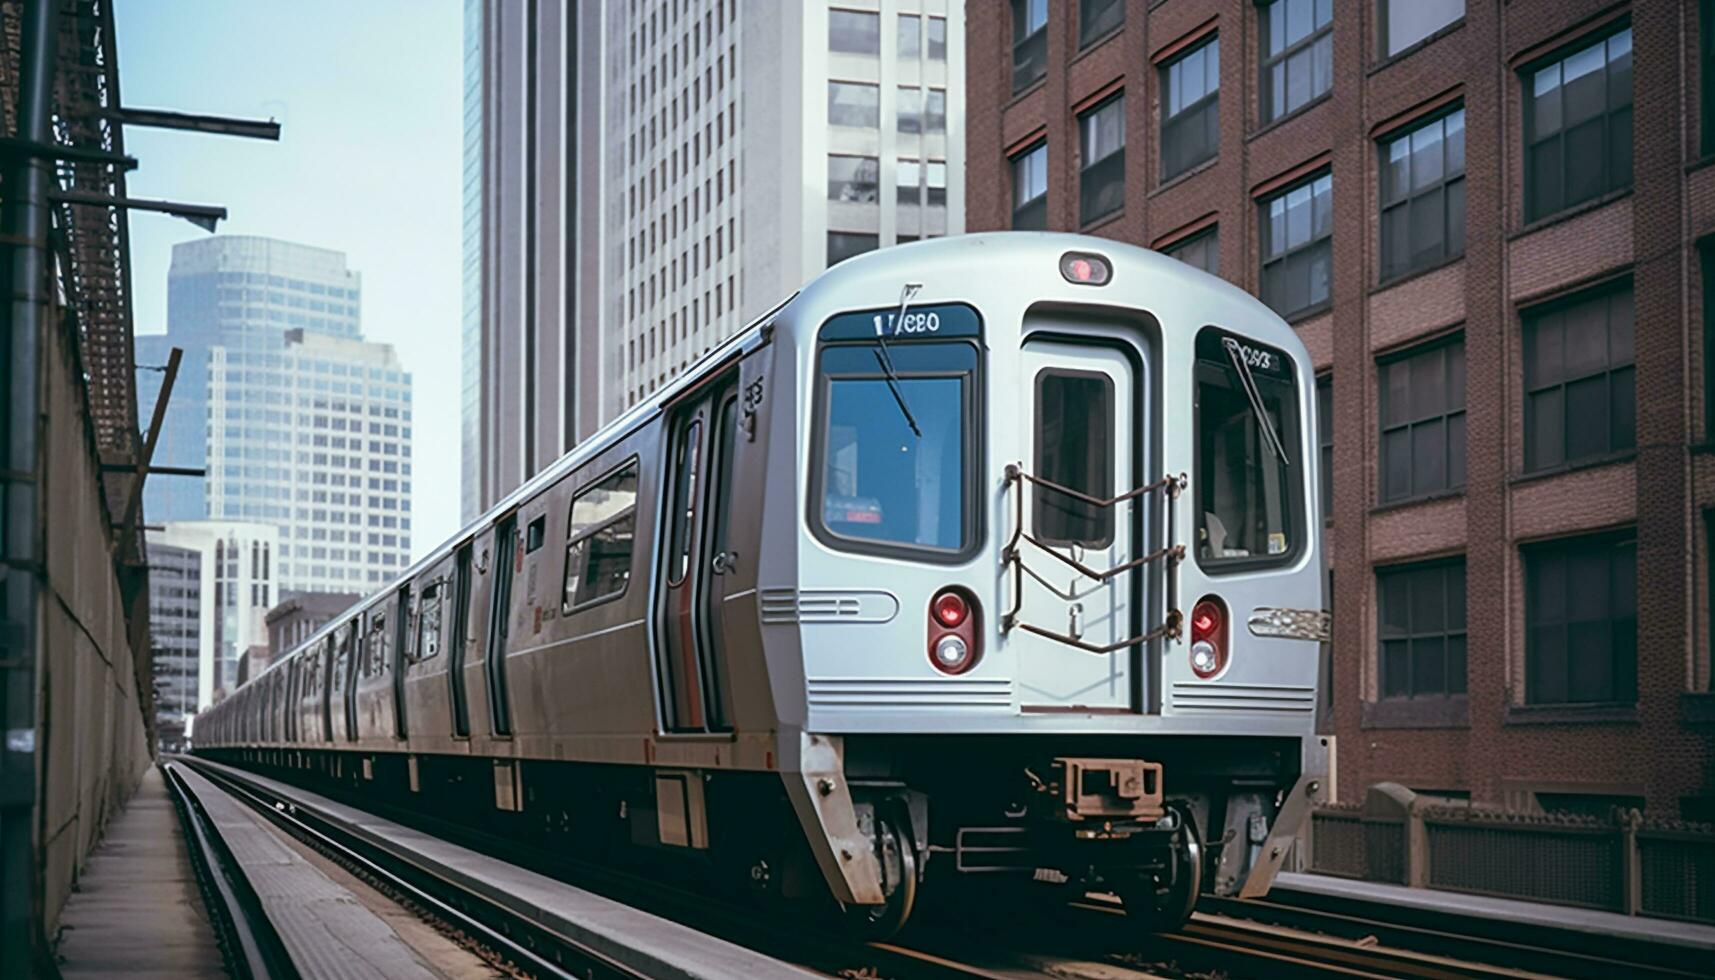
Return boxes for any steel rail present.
[159,763,298,979]
[175,757,656,980]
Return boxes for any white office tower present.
[602,0,965,417]
[149,520,279,707]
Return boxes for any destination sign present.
[817,302,983,343]
[1196,328,1293,380]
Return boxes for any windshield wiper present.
[1222,337,1290,466]
[873,282,923,438]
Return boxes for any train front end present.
[773,233,1329,931]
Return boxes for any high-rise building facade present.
[149,520,279,707]
[145,540,202,731]
[965,0,1712,818]
[461,0,965,516]
[603,0,966,416]
[137,236,413,593]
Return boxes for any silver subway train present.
[194,232,1329,933]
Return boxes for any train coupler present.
[1037,757,1165,824]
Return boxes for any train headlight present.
[1188,595,1229,679]
[932,635,969,670]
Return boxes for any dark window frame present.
[808,338,985,565]
[1012,0,1048,94]
[1377,557,1467,700]
[1165,226,1220,276]
[1521,24,1633,224]
[1523,530,1638,706]
[1259,0,1334,124]
[1316,373,1333,519]
[1522,283,1635,473]
[1079,94,1127,226]
[1161,35,1221,182]
[1378,334,1466,503]
[1079,0,1125,49]
[1378,106,1466,282]
[1376,0,1464,59]
[1259,170,1333,319]
[1032,368,1116,548]
[561,456,641,615]
[1011,141,1048,230]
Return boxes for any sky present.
[116,0,464,561]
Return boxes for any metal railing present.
[999,464,1185,654]
[1303,783,1715,924]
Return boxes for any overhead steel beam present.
[0,136,137,170]
[108,106,280,141]
[112,348,179,561]
[49,190,226,231]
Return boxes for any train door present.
[1014,339,1141,710]
[654,375,739,732]
[392,583,410,739]
[449,542,473,738]
[340,621,360,740]
[484,514,518,737]
[320,638,335,742]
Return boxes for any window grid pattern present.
[1012,142,1048,230]
[1161,36,1220,182]
[1524,28,1633,222]
[1260,0,1333,123]
[1012,0,1048,93]
[1080,95,1126,225]
[1523,287,1635,472]
[1378,558,1467,699]
[1380,108,1465,281]
[1525,532,1637,705]
[1259,172,1332,319]
[1379,337,1466,503]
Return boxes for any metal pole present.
[0,0,60,973]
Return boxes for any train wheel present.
[1116,804,1202,934]
[846,817,918,938]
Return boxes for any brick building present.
[966,0,1715,818]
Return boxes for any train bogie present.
[197,233,1328,935]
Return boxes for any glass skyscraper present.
[137,235,412,595]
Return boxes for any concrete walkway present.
[54,765,226,978]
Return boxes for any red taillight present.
[932,591,968,628]
[928,587,981,674]
[1189,595,1228,679]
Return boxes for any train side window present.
[1033,369,1114,547]
[667,423,703,585]
[416,581,443,660]
[369,614,389,676]
[525,516,546,553]
[563,457,641,612]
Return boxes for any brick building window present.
[1379,336,1465,502]
[1377,558,1466,699]
[1378,0,1462,58]
[1523,285,1634,472]
[1012,142,1048,230]
[1012,0,1048,94]
[1260,0,1332,123]
[827,232,879,267]
[1524,531,1637,705]
[1379,108,1465,281]
[1259,171,1332,319]
[1703,2,1715,155]
[827,155,879,203]
[829,9,880,55]
[1316,374,1332,518]
[1080,0,1123,48]
[1523,27,1632,223]
[1079,95,1126,225]
[1165,227,1218,275]
[1161,36,1220,181]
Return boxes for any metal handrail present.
[1000,463,1186,653]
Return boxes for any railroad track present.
[169,758,666,979]
[175,758,1634,980]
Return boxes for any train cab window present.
[1194,329,1302,569]
[814,341,977,557]
[563,458,640,611]
[368,614,389,676]
[1034,370,1114,547]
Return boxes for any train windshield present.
[1194,329,1301,569]
[814,341,976,555]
